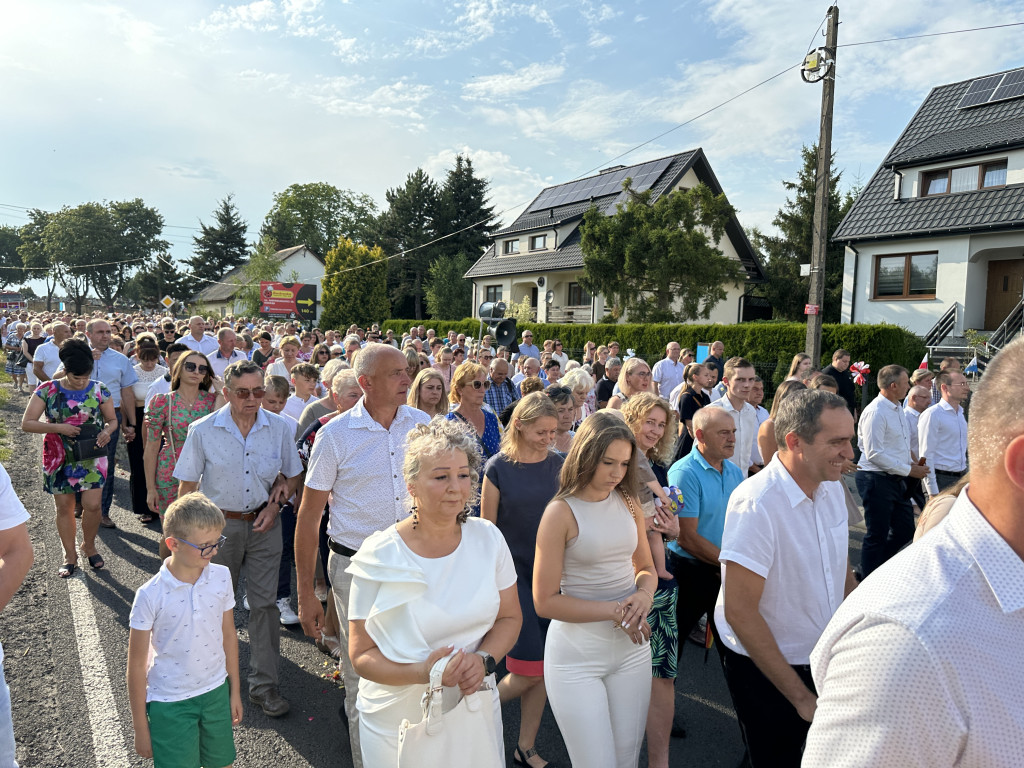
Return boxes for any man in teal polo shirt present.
[667,406,744,648]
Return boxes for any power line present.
[839,21,1024,48]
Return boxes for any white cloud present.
[198,0,278,35]
[404,0,560,58]
[462,62,565,101]
[588,31,613,47]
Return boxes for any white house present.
[465,149,766,324]
[194,244,325,321]
[836,66,1024,341]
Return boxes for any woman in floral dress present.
[143,351,219,559]
[21,338,118,578]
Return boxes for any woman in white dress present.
[347,417,522,766]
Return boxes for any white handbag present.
[397,655,503,768]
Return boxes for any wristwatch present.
[475,651,496,675]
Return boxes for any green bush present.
[379,318,924,385]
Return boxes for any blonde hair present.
[279,335,301,350]
[404,416,482,522]
[561,367,594,395]
[519,376,545,397]
[164,492,225,539]
[787,353,811,379]
[555,411,639,502]
[408,368,449,417]
[619,357,651,396]
[500,392,557,463]
[621,393,678,465]
[449,361,487,404]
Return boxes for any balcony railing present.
[546,305,593,324]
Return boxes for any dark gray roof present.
[195,244,322,302]
[467,149,765,282]
[835,68,1024,243]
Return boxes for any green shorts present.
[649,584,679,679]
[146,680,236,768]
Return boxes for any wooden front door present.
[985,259,1024,329]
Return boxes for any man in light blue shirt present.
[667,406,744,646]
[87,319,138,526]
[511,330,539,362]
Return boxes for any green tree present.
[91,199,168,308]
[750,144,856,322]
[425,252,474,319]
[375,169,442,320]
[320,238,390,330]
[0,227,25,290]
[18,209,57,310]
[40,203,112,314]
[434,155,500,258]
[122,255,190,310]
[185,194,249,298]
[579,181,742,323]
[233,236,282,316]
[260,183,378,258]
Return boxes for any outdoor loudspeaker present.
[489,319,517,347]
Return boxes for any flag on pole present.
[964,356,979,375]
[918,353,929,370]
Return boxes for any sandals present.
[58,563,77,579]
[139,514,156,525]
[87,553,105,570]
[514,745,554,768]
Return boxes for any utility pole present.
[804,5,839,367]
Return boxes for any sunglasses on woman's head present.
[183,361,209,374]
[468,380,492,390]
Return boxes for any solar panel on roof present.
[958,68,1024,109]
[525,156,676,213]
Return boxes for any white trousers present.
[544,620,652,768]
[328,551,363,768]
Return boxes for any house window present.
[503,239,520,255]
[874,253,938,299]
[529,234,547,251]
[567,282,591,306]
[920,160,1007,197]
[484,285,502,303]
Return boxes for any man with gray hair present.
[484,357,518,415]
[595,356,622,409]
[180,315,218,356]
[294,344,429,767]
[174,360,303,717]
[209,327,247,379]
[716,390,858,766]
[856,365,930,577]
[804,337,1024,767]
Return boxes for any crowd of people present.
[1,305,1020,768]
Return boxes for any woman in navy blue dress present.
[481,393,563,768]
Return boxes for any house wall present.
[843,231,1024,335]
[235,250,325,321]
[898,148,1024,198]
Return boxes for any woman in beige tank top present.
[534,412,658,768]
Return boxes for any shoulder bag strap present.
[619,490,637,520]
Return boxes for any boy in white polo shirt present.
[128,493,241,768]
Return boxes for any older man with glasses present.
[174,360,303,718]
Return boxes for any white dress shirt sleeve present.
[804,615,965,767]
[859,404,911,477]
[305,427,342,492]
[718,495,774,579]
[918,406,939,495]
[172,425,203,484]
[278,419,304,479]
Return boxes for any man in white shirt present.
[903,384,932,510]
[855,365,930,577]
[174,360,303,718]
[651,342,685,398]
[179,315,218,357]
[919,370,969,497]
[31,322,70,382]
[294,345,429,768]
[716,390,858,766]
[208,328,247,379]
[707,357,758,476]
[804,338,1024,768]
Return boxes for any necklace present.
[176,390,198,409]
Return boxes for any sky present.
[2,0,1023,297]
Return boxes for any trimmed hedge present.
[379,318,925,390]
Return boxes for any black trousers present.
[126,405,149,516]
[856,471,914,577]
[721,647,815,768]
[934,469,964,495]
[669,551,722,651]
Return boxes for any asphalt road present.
[0,390,865,768]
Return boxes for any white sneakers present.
[277,598,301,625]
[240,594,301,626]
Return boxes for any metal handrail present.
[987,298,1024,351]
[923,303,957,348]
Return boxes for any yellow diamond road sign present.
[161,296,174,309]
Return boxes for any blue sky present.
[2,0,1023,294]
